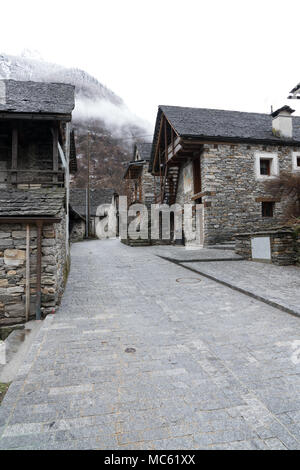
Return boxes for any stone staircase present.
[162,165,180,205]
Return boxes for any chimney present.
[271,105,295,139]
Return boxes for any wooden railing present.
[3,169,65,187]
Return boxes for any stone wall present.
[295,229,300,265]
[235,229,297,266]
[175,143,300,245]
[175,161,194,206]
[141,165,160,208]
[52,208,67,308]
[0,213,67,326]
[127,164,160,207]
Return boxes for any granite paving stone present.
[0,239,299,449]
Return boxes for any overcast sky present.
[1,0,300,127]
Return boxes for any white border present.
[292,152,300,172]
[254,152,279,180]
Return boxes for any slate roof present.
[0,189,65,217]
[160,105,300,141]
[0,79,75,115]
[123,160,145,179]
[123,142,152,179]
[149,105,300,171]
[70,188,116,217]
[134,142,152,161]
[290,83,300,94]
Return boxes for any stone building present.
[149,105,300,245]
[0,79,76,325]
[124,143,160,208]
[122,143,161,246]
[69,188,118,240]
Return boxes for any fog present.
[73,97,153,141]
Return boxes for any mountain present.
[0,52,152,192]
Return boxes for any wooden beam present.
[191,191,216,200]
[164,117,168,164]
[0,217,61,224]
[255,197,281,203]
[153,114,165,174]
[25,224,30,322]
[171,125,174,156]
[159,148,163,202]
[163,114,179,138]
[36,220,43,321]
[0,113,72,122]
[52,127,59,183]
[11,126,18,183]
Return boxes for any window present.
[262,201,274,217]
[255,153,278,179]
[260,159,271,176]
[292,152,300,171]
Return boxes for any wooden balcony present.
[0,169,65,189]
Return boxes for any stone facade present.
[126,164,160,208]
[175,143,300,245]
[141,165,160,209]
[0,79,75,326]
[0,211,67,325]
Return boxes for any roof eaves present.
[180,133,300,146]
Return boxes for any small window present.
[260,159,271,176]
[297,157,300,167]
[262,201,274,217]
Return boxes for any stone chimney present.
[271,105,295,139]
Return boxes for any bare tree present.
[265,172,300,223]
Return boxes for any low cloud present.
[73,97,153,141]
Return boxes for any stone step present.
[207,243,235,251]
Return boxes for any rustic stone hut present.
[149,105,300,245]
[0,79,76,325]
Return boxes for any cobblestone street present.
[1,239,300,450]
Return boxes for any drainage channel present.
[158,255,300,319]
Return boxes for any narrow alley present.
[0,240,300,450]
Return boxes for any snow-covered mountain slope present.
[0,53,151,141]
[0,52,152,192]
